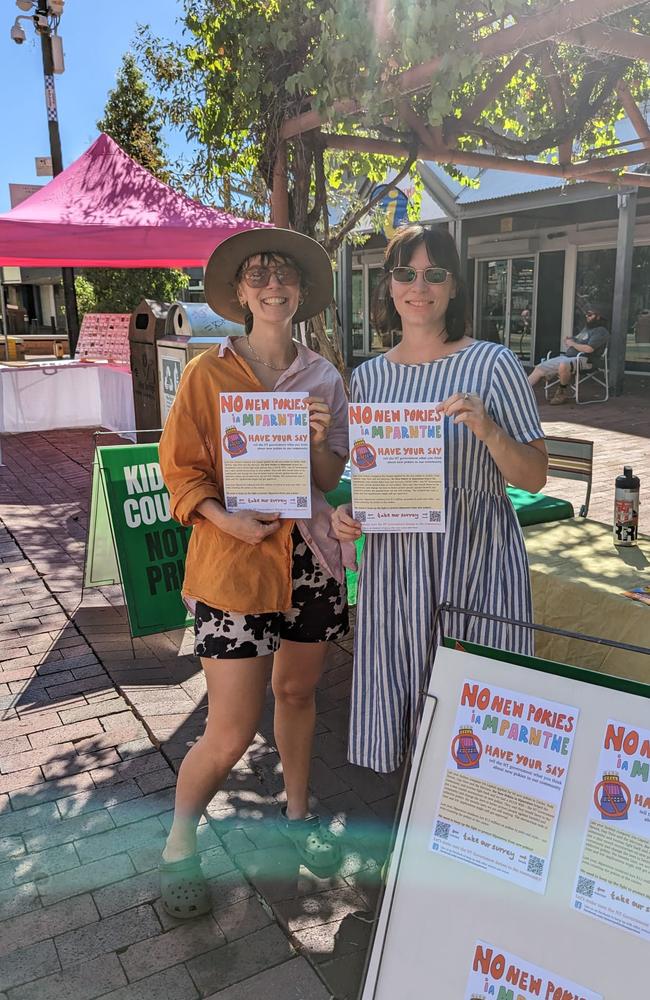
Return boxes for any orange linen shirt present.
[158,339,349,614]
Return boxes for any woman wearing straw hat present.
[158,228,349,917]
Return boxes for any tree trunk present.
[308,311,348,387]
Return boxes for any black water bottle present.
[613,466,640,547]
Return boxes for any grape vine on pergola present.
[270,0,650,228]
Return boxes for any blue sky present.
[0,0,187,212]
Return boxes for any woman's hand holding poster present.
[348,401,445,532]
[572,719,650,939]
[430,679,578,893]
[220,392,311,517]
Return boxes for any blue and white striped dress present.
[348,340,544,773]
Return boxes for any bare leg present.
[528,365,548,387]
[163,654,272,862]
[272,639,329,820]
[558,360,572,386]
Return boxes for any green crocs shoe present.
[277,807,342,878]
[159,854,212,919]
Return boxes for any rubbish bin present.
[128,299,170,430]
[157,303,243,422]
[635,310,650,344]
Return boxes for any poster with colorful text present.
[220,392,311,518]
[348,401,444,532]
[464,941,602,1000]
[572,718,650,939]
[430,679,578,893]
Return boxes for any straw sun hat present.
[204,227,334,324]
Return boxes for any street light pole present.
[35,0,79,354]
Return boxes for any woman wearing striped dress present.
[332,225,548,774]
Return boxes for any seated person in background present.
[528,303,609,405]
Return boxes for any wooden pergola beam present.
[397,0,642,94]
[616,80,650,146]
[567,144,650,176]
[587,170,650,187]
[324,134,412,158]
[324,132,567,178]
[454,52,528,126]
[323,132,650,193]
[271,140,290,227]
[538,46,573,165]
[282,101,359,141]
[560,24,650,62]
[280,0,644,141]
[397,102,443,154]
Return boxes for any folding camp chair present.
[543,348,609,405]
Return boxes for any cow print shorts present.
[194,529,349,659]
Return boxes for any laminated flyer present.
[464,941,602,1000]
[430,679,578,893]
[572,718,650,939]
[348,401,444,532]
[220,392,311,517]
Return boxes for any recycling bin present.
[157,303,243,422]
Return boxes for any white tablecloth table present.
[0,361,135,435]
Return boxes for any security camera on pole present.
[9,0,79,353]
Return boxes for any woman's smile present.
[260,295,289,306]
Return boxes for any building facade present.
[338,163,650,388]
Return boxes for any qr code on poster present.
[577,876,595,898]
[527,854,545,876]
[226,496,238,508]
[429,510,442,523]
[297,496,308,508]
[434,821,450,840]
[356,511,366,523]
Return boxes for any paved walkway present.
[0,379,647,999]
[535,376,650,524]
[0,431,391,1000]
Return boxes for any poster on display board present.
[430,679,577,893]
[464,941,602,1000]
[348,400,445,532]
[360,641,650,1000]
[572,718,650,940]
[220,391,311,517]
[84,443,193,637]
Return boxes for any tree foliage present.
[80,53,188,315]
[74,270,189,318]
[138,1,650,243]
[97,53,170,181]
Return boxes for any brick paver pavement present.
[0,377,647,999]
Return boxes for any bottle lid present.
[624,466,633,477]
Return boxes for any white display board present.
[361,645,650,1000]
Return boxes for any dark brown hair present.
[371,224,470,341]
[235,252,306,334]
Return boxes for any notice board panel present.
[361,645,650,1000]
[85,443,193,638]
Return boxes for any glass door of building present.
[508,257,535,362]
[351,270,364,355]
[352,260,396,356]
[477,259,508,346]
[476,256,537,365]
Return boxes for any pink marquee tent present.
[0,133,264,268]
